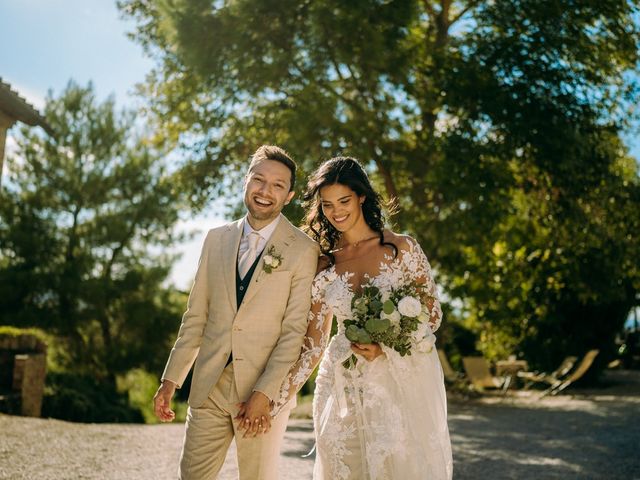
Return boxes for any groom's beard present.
[244,195,287,224]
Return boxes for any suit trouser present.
[178,363,291,480]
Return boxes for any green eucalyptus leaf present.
[365,318,391,333]
[357,330,372,344]
[383,300,395,315]
[345,325,361,342]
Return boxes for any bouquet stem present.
[342,354,358,370]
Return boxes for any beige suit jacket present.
[162,214,319,407]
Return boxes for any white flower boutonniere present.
[262,245,283,273]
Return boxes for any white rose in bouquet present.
[413,321,436,353]
[263,255,275,266]
[413,321,430,341]
[416,331,436,353]
[397,296,422,317]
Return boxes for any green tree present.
[0,81,185,386]
[119,0,640,371]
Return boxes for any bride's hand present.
[351,342,384,362]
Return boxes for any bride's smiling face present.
[320,183,365,233]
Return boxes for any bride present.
[250,156,452,479]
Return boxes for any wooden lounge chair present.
[462,356,504,391]
[437,349,464,384]
[541,349,600,397]
[516,355,578,390]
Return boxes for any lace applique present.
[370,237,442,332]
[272,269,337,415]
[355,361,407,478]
[319,415,355,480]
[322,271,354,327]
[323,333,354,366]
[274,236,451,479]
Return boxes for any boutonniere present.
[262,245,283,273]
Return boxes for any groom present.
[154,145,318,479]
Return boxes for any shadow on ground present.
[0,370,638,479]
[449,370,640,479]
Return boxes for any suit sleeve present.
[161,230,214,387]
[252,241,319,401]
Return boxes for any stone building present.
[0,78,51,416]
[0,77,52,186]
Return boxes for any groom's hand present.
[153,380,177,422]
[236,391,272,438]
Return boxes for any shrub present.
[42,372,144,423]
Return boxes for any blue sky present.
[0,0,224,288]
[1,1,639,294]
[0,0,150,108]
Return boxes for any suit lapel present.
[222,220,243,313]
[240,214,297,308]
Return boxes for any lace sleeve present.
[399,236,442,333]
[271,274,333,416]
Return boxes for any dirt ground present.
[1,370,639,480]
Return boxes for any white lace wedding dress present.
[274,236,453,480]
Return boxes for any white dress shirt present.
[237,215,280,267]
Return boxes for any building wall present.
[0,110,17,186]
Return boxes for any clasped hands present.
[235,390,273,438]
[154,381,273,438]
[156,346,382,436]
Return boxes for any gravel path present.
[1,370,639,480]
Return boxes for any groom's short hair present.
[249,145,297,191]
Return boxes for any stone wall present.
[0,331,47,417]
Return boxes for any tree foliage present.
[0,81,186,384]
[119,0,640,370]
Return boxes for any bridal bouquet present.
[343,282,436,369]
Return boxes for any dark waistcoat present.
[226,252,263,366]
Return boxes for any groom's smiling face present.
[244,159,295,229]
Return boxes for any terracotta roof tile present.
[0,77,53,135]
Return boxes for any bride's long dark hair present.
[303,156,397,263]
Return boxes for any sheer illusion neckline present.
[326,252,399,294]
[329,242,396,266]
